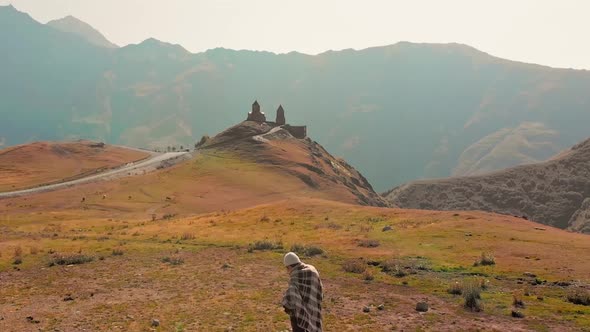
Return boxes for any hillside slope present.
[385,138,590,233]
[0,141,149,192]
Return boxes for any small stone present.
[382,225,393,232]
[151,319,160,327]
[415,302,429,312]
[26,316,40,324]
[63,295,74,301]
[377,304,385,311]
[523,272,536,278]
[537,296,544,301]
[363,306,371,313]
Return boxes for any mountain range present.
[2,4,590,192]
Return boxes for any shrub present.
[304,246,324,257]
[380,260,407,277]
[290,243,305,255]
[13,246,22,258]
[480,279,490,290]
[259,215,271,222]
[513,293,525,308]
[511,310,525,318]
[289,244,324,257]
[48,254,94,267]
[112,249,124,256]
[567,289,590,306]
[250,240,283,251]
[362,270,375,281]
[29,246,39,255]
[12,257,22,265]
[162,213,176,220]
[180,232,195,240]
[358,239,380,248]
[392,265,408,278]
[463,279,483,312]
[474,252,495,266]
[448,282,463,295]
[343,259,367,274]
[162,256,184,265]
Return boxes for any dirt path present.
[0,151,191,199]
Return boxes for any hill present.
[385,138,590,233]
[3,5,590,192]
[0,141,149,192]
[46,15,117,48]
[0,118,386,220]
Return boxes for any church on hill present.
[245,100,307,139]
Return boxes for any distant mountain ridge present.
[47,15,117,48]
[3,4,590,192]
[385,137,590,233]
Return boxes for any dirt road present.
[0,151,191,198]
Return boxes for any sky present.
[2,0,589,69]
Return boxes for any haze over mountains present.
[3,5,590,191]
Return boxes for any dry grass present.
[1,196,590,330]
[463,279,483,312]
[342,259,366,274]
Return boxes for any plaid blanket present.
[282,263,323,332]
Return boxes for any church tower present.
[247,100,266,122]
[276,105,286,125]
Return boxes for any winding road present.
[0,151,191,199]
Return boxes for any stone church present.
[245,100,307,139]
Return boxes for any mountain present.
[46,15,117,48]
[3,5,590,192]
[385,137,590,233]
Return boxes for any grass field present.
[1,198,589,331]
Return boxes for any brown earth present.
[0,141,150,192]
[385,137,590,233]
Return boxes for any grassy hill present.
[0,141,148,192]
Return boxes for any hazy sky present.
[2,0,589,69]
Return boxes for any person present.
[282,252,323,332]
